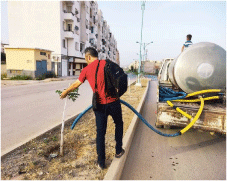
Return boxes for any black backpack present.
[104,59,128,98]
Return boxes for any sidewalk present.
[1,76,78,87]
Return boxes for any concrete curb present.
[104,80,150,180]
[1,114,80,158]
[1,79,137,158]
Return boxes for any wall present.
[5,48,35,71]
[1,64,7,74]
[8,1,61,55]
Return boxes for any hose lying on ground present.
[71,87,222,137]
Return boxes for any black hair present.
[85,47,98,57]
[187,34,192,40]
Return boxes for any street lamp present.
[136,41,153,73]
[136,1,146,87]
[143,41,153,61]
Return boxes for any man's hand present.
[59,79,82,100]
[60,90,68,99]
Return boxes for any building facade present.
[128,60,162,74]
[7,1,119,76]
[5,47,52,78]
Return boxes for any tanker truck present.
[156,42,226,135]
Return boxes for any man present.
[60,47,125,169]
[181,34,193,52]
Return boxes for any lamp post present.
[136,41,153,72]
[136,1,146,87]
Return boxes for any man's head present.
[186,34,192,41]
[85,47,98,64]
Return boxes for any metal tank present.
[168,42,226,93]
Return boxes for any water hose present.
[180,97,204,134]
[159,86,187,102]
[167,101,192,119]
[71,100,181,137]
[71,87,221,137]
[167,97,205,134]
[186,89,221,98]
[71,104,93,130]
[172,96,220,102]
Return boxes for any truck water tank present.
[168,42,226,93]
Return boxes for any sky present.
[1,0,226,67]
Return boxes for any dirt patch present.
[1,79,148,180]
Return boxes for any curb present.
[104,80,150,180]
[1,79,137,158]
[1,114,79,159]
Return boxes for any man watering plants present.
[60,47,125,169]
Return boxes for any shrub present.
[1,73,7,80]
[10,75,33,80]
[36,71,56,80]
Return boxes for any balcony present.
[64,11,74,21]
[89,33,96,39]
[64,30,74,39]
[65,1,74,5]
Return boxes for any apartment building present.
[7,1,119,77]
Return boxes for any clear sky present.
[97,0,226,67]
[1,1,226,67]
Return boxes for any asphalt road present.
[1,78,94,155]
[1,75,137,156]
[121,81,226,180]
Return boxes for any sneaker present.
[115,149,125,158]
[96,162,106,170]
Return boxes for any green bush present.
[36,71,56,80]
[10,75,33,80]
[1,73,7,80]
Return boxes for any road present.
[1,74,137,156]
[121,81,226,180]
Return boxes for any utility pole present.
[136,1,146,87]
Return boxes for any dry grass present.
[1,79,148,180]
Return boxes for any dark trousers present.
[94,100,123,166]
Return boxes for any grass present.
[36,72,57,80]
[10,75,33,80]
[1,73,7,80]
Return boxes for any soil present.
[1,79,148,180]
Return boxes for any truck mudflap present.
[156,102,226,134]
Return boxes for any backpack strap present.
[95,60,100,92]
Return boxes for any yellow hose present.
[186,89,221,98]
[165,89,221,134]
[180,97,204,134]
[167,101,192,119]
[172,96,220,102]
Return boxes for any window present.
[63,39,66,48]
[80,42,85,53]
[91,26,94,33]
[67,24,72,31]
[75,8,79,15]
[48,54,50,59]
[40,52,46,56]
[85,5,89,13]
[75,26,79,35]
[89,38,94,44]
[90,8,92,18]
[67,6,72,13]
[75,42,79,51]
